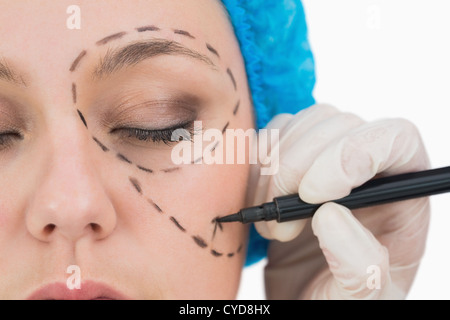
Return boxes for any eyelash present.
[0,131,23,150]
[110,120,197,146]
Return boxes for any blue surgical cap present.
[220,0,316,266]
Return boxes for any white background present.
[237,0,450,300]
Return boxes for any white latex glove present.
[249,104,430,300]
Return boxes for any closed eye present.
[0,130,23,151]
[110,120,197,146]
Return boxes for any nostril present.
[89,223,101,233]
[43,223,56,235]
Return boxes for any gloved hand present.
[249,104,430,299]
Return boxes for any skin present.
[0,0,254,299]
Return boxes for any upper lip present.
[27,281,129,300]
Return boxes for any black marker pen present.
[217,166,450,224]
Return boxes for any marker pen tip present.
[216,212,241,223]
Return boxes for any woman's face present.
[0,0,254,299]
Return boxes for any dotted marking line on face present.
[206,43,220,59]
[77,109,88,128]
[127,176,243,258]
[72,83,77,104]
[212,217,224,240]
[173,29,196,39]
[129,176,142,194]
[170,216,186,232]
[233,100,240,116]
[117,152,133,164]
[136,25,160,33]
[226,68,237,91]
[69,50,87,72]
[161,167,180,173]
[209,141,220,153]
[92,136,109,152]
[221,122,230,135]
[137,165,154,173]
[147,198,163,213]
[96,31,128,46]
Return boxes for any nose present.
[25,119,116,243]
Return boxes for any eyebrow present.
[0,59,27,86]
[93,39,217,80]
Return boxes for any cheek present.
[111,162,249,299]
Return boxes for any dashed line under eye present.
[137,165,153,173]
[117,153,133,164]
[170,216,186,232]
[129,176,142,194]
[161,167,180,173]
[92,136,109,152]
[148,198,164,213]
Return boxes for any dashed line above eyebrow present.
[96,31,128,46]
[173,29,195,39]
[136,25,161,32]
[70,50,87,72]
[117,153,133,164]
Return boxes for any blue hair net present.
[220,0,316,266]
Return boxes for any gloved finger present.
[273,104,340,149]
[254,219,305,241]
[298,118,430,204]
[254,112,364,241]
[272,111,365,197]
[308,202,402,299]
[264,113,294,131]
[253,104,341,195]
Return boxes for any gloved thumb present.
[308,202,403,299]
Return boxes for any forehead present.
[0,0,233,75]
